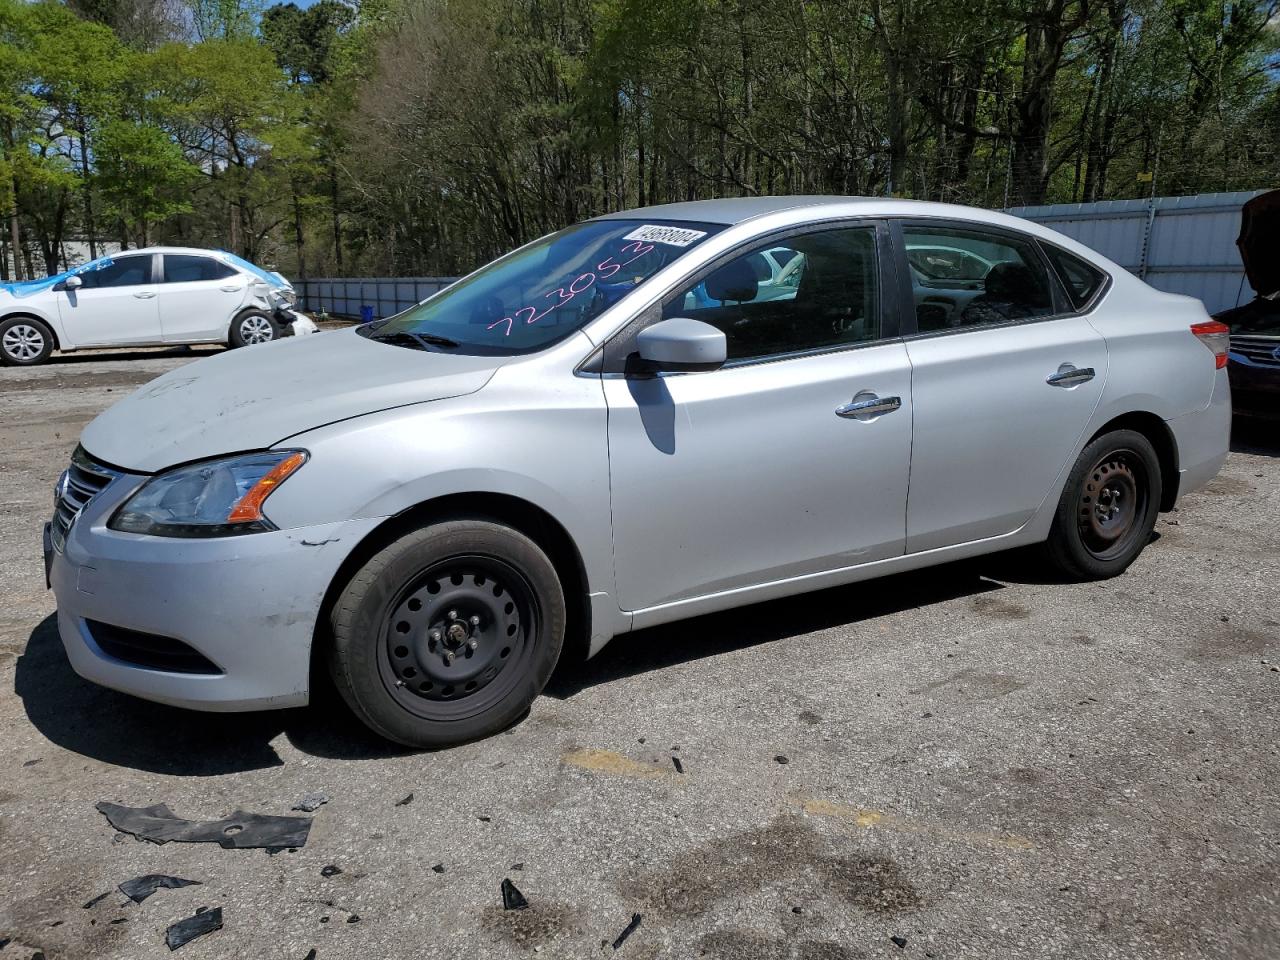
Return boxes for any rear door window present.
[902,225,1055,332]
[162,255,238,283]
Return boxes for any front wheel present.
[328,519,566,748]
[0,316,54,366]
[1043,429,1162,580]
[228,309,281,348]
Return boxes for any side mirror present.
[634,317,726,374]
[63,274,83,291]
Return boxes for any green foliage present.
[0,0,1275,280]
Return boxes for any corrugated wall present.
[298,191,1268,320]
[1006,191,1265,314]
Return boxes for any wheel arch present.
[1,310,61,350]
[310,491,591,693]
[1087,411,1179,511]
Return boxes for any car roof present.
[116,246,236,257]
[591,195,1043,230]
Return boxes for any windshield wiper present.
[376,330,459,350]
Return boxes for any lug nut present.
[469,615,481,626]
[444,652,454,664]
[430,630,441,642]
[448,609,458,621]
[468,639,478,650]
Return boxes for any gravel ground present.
[0,342,1277,960]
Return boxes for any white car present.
[0,246,316,366]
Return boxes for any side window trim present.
[891,216,1074,340]
[1036,239,1113,314]
[595,217,897,375]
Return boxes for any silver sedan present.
[46,198,1231,747]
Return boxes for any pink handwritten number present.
[487,242,656,336]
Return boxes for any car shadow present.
[547,557,1015,699]
[16,553,1061,772]
[47,346,223,365]
[1231,417,1280,458]
[15,614,411,776]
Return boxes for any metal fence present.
[298,190,1268,321]
[295,277,457,321]
[1007,190,1266,314]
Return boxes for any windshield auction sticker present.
[622,224,707,247]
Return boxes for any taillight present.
[1190,321,1230,369]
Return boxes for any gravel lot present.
[1,343,1277,960]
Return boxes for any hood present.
[1238,189,1280,298]
[81,328,504,472]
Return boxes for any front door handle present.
[1046,364,1095,388]
[220,284,244,293]
[133,290,156,299]
[836,392,902,419]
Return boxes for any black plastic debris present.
[293,792,330,813]
[671,757,684,774]
[395,793,414,806]
[431,864,446,874]
[501,878,529,910]
[477,815,492,822]
[346,914,361,924]
[165,907,223,950]
[303,951,317,960]
[774,755,789,765]
[119,874,202,904]
[612,913,642,950]
[83,891,112,909]
[96,802,312,850]
[320,865,343,878]
[890,935,908,948]
[510,862,524,871]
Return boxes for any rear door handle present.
[836,393,902,419]
[1046,364,1095,388]
[133,290,156,299]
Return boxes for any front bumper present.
[48,470,380,712]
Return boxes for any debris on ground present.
[671,757,684,774]
[346,914,361,924]
[431,864,446,874]
[303,951,317,960]
[165,907,223,950]
[774,755,789,764]
[510,862,524,871]
[501,878,529,910]
[22,758,42,767]
[321,865,343,878]
[891,935,908,948]
[395,793,414,806]
[477,815,492,822]
[611,913,642,950]
[292,792,330,813]
[82,891,112,909]
[96,802,312,849]
[119,875,202,904]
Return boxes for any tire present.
[1043,428,1162,580]
[228,309,281,348]
[328,519,566,748]
[0,316,54,366]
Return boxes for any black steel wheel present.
[1044,428,1161,580]
[328,519,565,748]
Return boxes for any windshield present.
[361,219,722,355]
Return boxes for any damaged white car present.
[0,247,315,366]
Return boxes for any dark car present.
[1215,189,1280,420]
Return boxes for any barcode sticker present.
[622,225,708,247]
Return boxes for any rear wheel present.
[228,309,281,348]
[1043,429,1162,580]
[0,316,54,366]
[328,519,565,748]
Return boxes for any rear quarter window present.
[1042,244,1107,311]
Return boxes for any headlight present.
[109,450,307,538]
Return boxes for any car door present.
[157,254,247,342]
[602,222,913,613]
[56,254,161,347]
[893,220,1109,553]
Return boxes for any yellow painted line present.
[561,748,672,780]
[796,797,1034,851]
